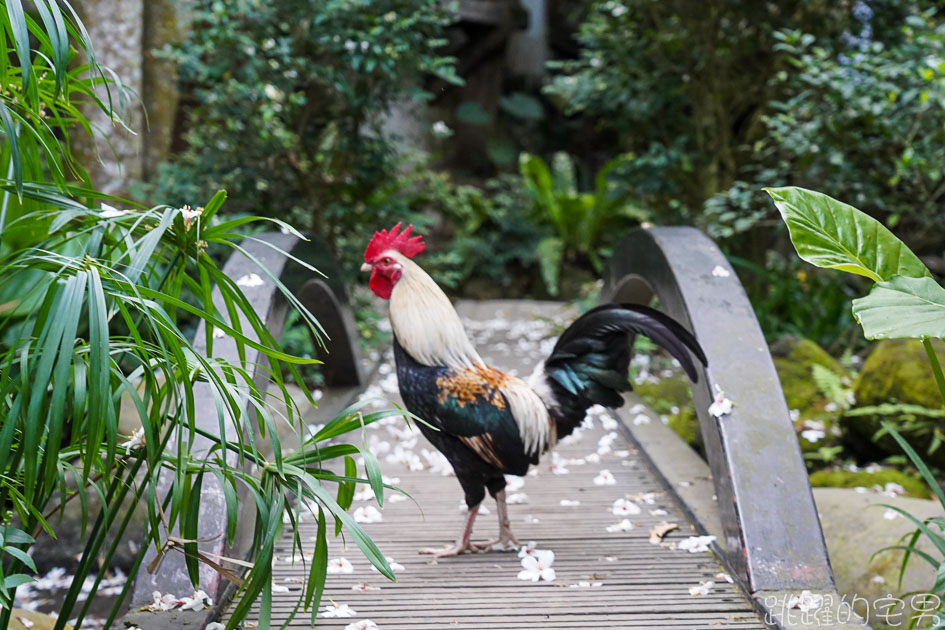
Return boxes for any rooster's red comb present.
[364,222,425,262]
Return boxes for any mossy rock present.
[635,376,702,453]
[809,468,930,499]
[770,336,846,457]
[842,339,945,466]
[770,335,845,413]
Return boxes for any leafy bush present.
[713,13,945,249]
[152,0,460,249]
[519,152,646,295]
[0,5,404,629]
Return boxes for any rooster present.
[361,223,707,556]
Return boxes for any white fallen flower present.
[612,498,641,516]
[633,413,651,426]
[212,327,227,339]
[883,508,900,520]
[321,603,358,618]
[517,550,556,582]
[505,476,526,492]
[606,519,634,533]
[677,535,716,553]
[708,384,733,418]
[351,582,381,591]
[344,620,380,630]
[147,591,181,611]
[715,572,734,584]
[524,514,539,524]
[206,624,225,630]
[788,590,824,613]
[593,469,616,486]
[649,509,668,516]
[370,556,405,574]
[179,589,213,611]
[507,492,529,504]
[18,618,35,628]
[327,557,354,574]
[354,505,383,523]
[236,272,265,288]
[559,499,580,507]
[711,265,731,278]
[689,580,715,596]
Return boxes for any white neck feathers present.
[388,254,483,369]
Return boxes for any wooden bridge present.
[124,228,870,629]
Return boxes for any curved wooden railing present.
[127,232,364,621]
[602,226,860,627]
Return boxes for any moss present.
[809,468,930,499]
[635,376,701,452]
[843,339,945,466]
[770,335,845,413]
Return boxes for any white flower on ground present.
[633,413,651,426]
[271,580,290,593]
[321,603,357,618]
[236,272,265,288]
[606,519,634,533]
[206,624,225,630]
[601,415,618,430]
[788,590,824,613]
[559,499,580,507]
[147,591,181,611]
[708,384,733,418]
[883,508,900,520]
[715,572,734,584]
[507,492,528,504]
[649,509,668,516]
[517,550,556,582]
[370,556,405,573]
[352,583,381,591]
[593,469,616,486]
[354,505,383,523]
[100,203,127,218]
[551,462,569,475]
[431,121,453,138]
[354,487,375,502]
[711,265,731,278]
[518,541,539,558]
[689,580,714,596]
[327,557,354,574]
[585,453,601,464]
[678,535,716,553]
[612,498,641,516]
[883,482,906,497]
[212,327,227,339]
[524,514,539,524]
[179,589,212,611]
[505,475,525,492]
[344,620,380,630]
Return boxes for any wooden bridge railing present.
[603,226,866,629]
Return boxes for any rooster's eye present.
[382,257,392,264]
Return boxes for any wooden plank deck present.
[229,300,767,629]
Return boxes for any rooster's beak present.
[360,263,372,272]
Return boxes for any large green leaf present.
[852,276,945,339]
[765,186,930,282]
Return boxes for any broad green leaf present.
[852,276,945,339]
[765,186,930,282]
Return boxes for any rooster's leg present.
[473,489,520,551]
[419,503,482,557]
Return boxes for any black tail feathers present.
[541,303,707,434]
